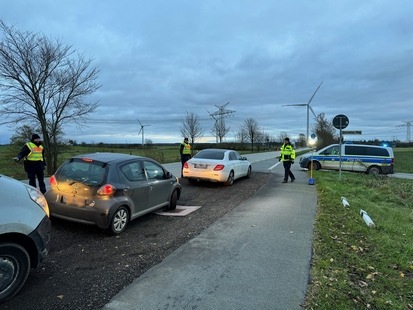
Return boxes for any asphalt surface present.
[103,152,319,310]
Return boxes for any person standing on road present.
[13,134,47,194]
[279,137,296,183]
[179,137,191,178]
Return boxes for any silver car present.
[45,153,182,234]
[0,174,51,303]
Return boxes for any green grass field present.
[0,144,183,180]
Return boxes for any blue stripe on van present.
[312,155,393,164]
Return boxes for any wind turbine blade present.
[307,81,323,106]
[309,105,316,118]
[137,118,142,126]
[282,104,307,107]
[138,128,142,135]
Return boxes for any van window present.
[321,146,340,155]
[345,146,389,157]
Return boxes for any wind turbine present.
[137,119,150,146]
[283,82,323,144]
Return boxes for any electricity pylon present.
[397,120,413,142]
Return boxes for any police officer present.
[179,137,191,178]
[279,137,296,183]
[13,134,47,193]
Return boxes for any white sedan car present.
[183,149,252,186]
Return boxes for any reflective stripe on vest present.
[26,142,44,161]
[182,142,191,155]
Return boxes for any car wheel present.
[225,170,235,186]
[109,206,129,235]
[168,189,178,210]
[0,243,31,303]
[246,166,252,178]
[367,166,381,175]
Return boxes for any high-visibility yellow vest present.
[26,142,44,161]
[181,142,191,155]
[280,144,295,161]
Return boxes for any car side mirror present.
[242,157,247,160]
[166,171,173,179]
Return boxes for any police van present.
[299,143,394,175]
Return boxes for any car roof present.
[70,152,145,164]
[198,149,232,153]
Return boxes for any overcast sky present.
[1,0,412,144]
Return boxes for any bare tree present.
[211,118,230,144]
[278,131,289,143]
[0,21,100,174]
[297,133,307,148]
[312,113,338,149]
[235,126,247,144]
[10,125,40,145]
[243,117,260,152]
[180,111,204,146]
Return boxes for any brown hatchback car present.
[45,153,181,234]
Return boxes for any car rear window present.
[56,159,107,185]
[194,150,225,160]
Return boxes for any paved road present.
[104,151,318,310]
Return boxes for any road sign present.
[333,114,349,130]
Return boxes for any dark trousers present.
[25,162,46,194]
[181,154,191,177]
[283,161,295,182]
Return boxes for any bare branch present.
[0,20,101,173]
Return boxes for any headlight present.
[26,185,50,217]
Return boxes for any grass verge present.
[305,170,413,309]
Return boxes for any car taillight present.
[183,162,189,169]
[213,164,225,171]
[49,175,57,188]
[97,184,116,196]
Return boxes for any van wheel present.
[0,243,31,302]
[367,166,381,175]
[110,206,129,235]
[309,161,320,170]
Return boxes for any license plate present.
[194,163,208,169]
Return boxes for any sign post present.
[308,133,317,185]
[333,114,349,180]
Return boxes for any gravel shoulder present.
[2,172,270,310]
